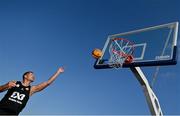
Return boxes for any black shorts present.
[0,108,18,115]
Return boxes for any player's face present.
[26,72,35,82]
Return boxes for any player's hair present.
[23,71,33,80]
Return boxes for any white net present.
[108,38,134,68]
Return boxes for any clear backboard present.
[94,22,179,69]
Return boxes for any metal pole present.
[130,67,163,116]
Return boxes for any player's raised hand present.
[56,67,64,74]
[7,81,16,89]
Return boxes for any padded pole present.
[130,67,163,116]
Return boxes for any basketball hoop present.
[109,38,134,68]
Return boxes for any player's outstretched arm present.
[30,67,64,96]
[0,81,16,93]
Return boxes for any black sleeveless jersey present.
[0,81,31,115]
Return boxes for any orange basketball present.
[92,49,102,59]
[124,55,133,64]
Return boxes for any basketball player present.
[0,67,64,115]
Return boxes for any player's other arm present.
[0,81,16,93]
[30,67,64,96]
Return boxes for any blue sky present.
[0,0,180,115]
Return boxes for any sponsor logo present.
[10,92,25,101]
[155,55,170,60]
[9,92,26,104]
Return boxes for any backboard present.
[94,22,179,69]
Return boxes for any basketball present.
[92,49,102,59]
[124,55,133,64]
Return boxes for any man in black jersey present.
[0,67,64,115]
